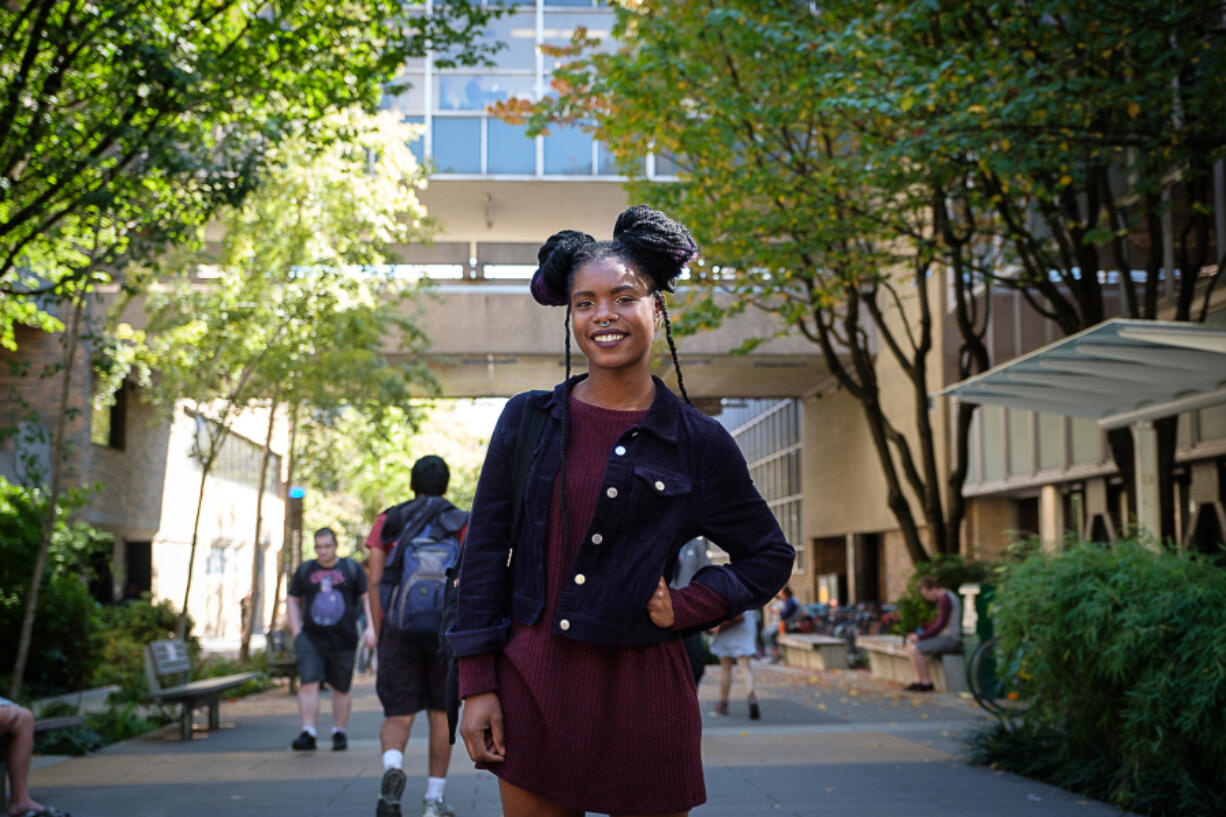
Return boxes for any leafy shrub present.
[91,597,198,702]
[196,651,274,697]
[0,478,110,697]
[893,553,993,634]
[972,539,1226,816]
[32,702,167,756]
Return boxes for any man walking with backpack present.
[367,456,469,817]
[288,527,376,751]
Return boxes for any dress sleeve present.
[691,424,795,616]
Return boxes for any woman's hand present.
[647,577,675,628]
[460,692,506,764]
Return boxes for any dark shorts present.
[295,631,357,693]
[376,629,446,717]
[916,634,961,655]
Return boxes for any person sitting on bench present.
[904,577,961,692]
[1,696,71,817]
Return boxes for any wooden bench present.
[857,635,965,693]
[265,628,298,695]
[777,633,850,670]
[145,639,258,740]
[1,713,87,804]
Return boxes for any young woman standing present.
[447,206,795,817]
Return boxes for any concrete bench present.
[145,639,258,740]
[777,633,849,670]
[1,714,87,804]
[857,635,965,693]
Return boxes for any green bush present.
[32,702,167,756]
[0,478,110,697]
[196,651,274,697]
[973,539,1226,816]
[893,553,993,634]
[91,597,199,702]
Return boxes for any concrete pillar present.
[1131,420,1161,548]
[844,533,857,605]
[1038,484,1064,553]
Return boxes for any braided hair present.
[530,205,698,552]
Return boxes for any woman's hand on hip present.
[647,577,675,628]
[460,692,506,764]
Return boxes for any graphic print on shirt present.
[308,568,346,627]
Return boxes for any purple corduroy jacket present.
[446,375,795,658]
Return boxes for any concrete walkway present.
[28,664,1125,817]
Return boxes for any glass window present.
[484,11,537,70]
[433,117,482,173]
[597,142,626,176]
[966,411,980,483]
[436,74,536,111]
[1037,411,1064,471]
[1008,408,1032,476]
[653,152,681,177]
[544,124,593,174]
[383,75,426,115]
[1070,416,1100,465]
[404,116,425,165]
[1197,403,1226,441]
[982,407,1005,481]
[542,11,616,72]
[488,118,536,174]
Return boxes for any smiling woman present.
[447,206,796,817]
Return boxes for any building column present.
[1038,484,1064,553]
[1131,420,1161,548]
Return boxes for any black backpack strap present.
[384,496,446,577]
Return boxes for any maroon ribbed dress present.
[459,396,727,814]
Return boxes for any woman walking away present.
[709,608,761,719]
[447,205,795,817]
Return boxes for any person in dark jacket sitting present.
[448,206,795,817]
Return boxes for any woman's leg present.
[498,777,583,817]
[736,655,755,697]
[716,657,732,714]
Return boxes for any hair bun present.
[612,205,697,293]
[531,230,594,306]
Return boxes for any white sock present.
[382,749,404,770]
[332,726,344,735]
[425,777,446,801]
[302,725,317,737]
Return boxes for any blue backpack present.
[379,497,469,637]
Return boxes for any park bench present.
[265,627,298,695]
[777,633,850,670]
[857,634,965,693]
[144,639,258,740]
[1,714,86,804]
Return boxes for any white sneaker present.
[421,798,455,817]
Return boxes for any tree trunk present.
[179,462,210,640]
[240,398,279,660]
[269,403,299,631]
[8,296,85,700]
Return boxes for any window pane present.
[488,119,535,173]
[597,142,626,176]
[432,118,481,173]
[1008,408,1032,476]
[383,75,426,115]
[1070,416,1099,465]
[484,11,537,70]
[544,124,592,175]
[653,152,681,177]
[436,74,535,111]
[403,117,425,164]
[982,407,1005,481]
[542,11,616,72]
[1038,411,1064,471]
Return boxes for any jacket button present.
[614,445,626,456]
[560,619,570,631]
[591,533,603,544]
[654,480,665,491]
[574,574,586,585]
[606,486,618,498]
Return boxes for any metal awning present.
[939,318,1226,541]
[940,319,1226,431]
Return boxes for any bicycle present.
[966,636,1030,719]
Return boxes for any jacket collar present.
[535,374,681,444]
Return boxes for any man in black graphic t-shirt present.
[288,527,375,751]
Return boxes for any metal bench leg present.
[180,705,193,740]
[208,701,220,731]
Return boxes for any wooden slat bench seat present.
[776,633,850,670]
[145,639,258,740]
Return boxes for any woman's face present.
[570,256,660,376]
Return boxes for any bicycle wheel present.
[966,637,1029,718]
